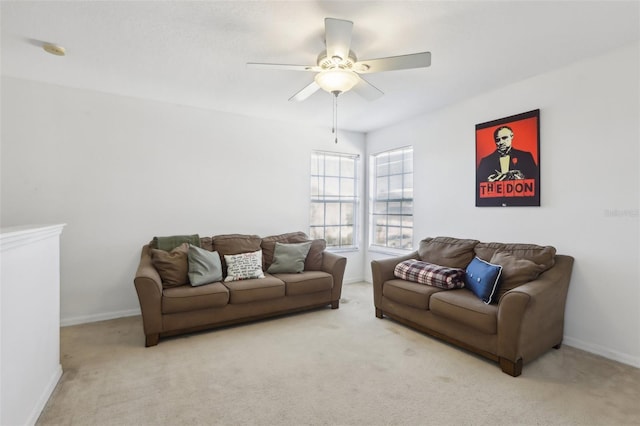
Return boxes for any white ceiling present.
[2,1,639,133]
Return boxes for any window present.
[370,147,413,250]
[310,151,359,249]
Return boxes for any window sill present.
[327,247,360,254]
[367,246,414,257]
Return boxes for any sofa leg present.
[331,300,339,309]
[145,333,159,347]
[375,308,383,319]
[553,342,562,349]
[499,358,523,377]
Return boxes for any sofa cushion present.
[267,242,312,274]
[151,234,200,251]
[304,239,327,271]
[464,257,502,304]
[394,259,465,289]
[418,237,479,268]
[212,234,262,272]
[383,278,444,310]
[490,251,547,300]
[187,245,223,286]
[430,290,498,334]
[199,236,214,252]
[261,232,308,269]
[151,243,189,288]
[274,271,333,296]
[474,242,556,270]
[224,250,265,282]
[223,275,285,304]
[162,282,229,314]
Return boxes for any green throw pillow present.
[187,244,222,286]
[267,242,312,274]
[153,234,201,251]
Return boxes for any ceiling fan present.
[247,17,432,102]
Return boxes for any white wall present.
[0,77,366,325]
[365,42,640,367]
[1,225,64,426]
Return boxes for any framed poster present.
[475,109,540,207]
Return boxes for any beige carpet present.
[38,282,640,426]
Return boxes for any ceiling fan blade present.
[325,18,353,62]
[355,52,431,73]
[247,63,320,72]
[352,75,384,101]
[288,81,321,102]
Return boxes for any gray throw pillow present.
[187,244,223,286]
[267,242,312,274]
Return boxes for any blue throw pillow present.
[464,257,502,304]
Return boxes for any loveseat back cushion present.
[394,259,466,289]
[490,251,547,300]
[150,243,190,288]
[418,237,479,269]
[212,234,262,273]
[429,290,498,334]
[474,242,556,270]
[162,282,229,314]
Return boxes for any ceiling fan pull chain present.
[333,91,339,143]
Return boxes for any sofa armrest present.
[321,251,347,305]
[497,255,574,363]
[371,251,419,309]
[133,245,164,342]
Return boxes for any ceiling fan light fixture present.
[314,68,359,94]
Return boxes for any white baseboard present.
[27,365,62,426]
[563,336,639,369]
[60,308,140,327]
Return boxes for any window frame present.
[369,146,414,252]
[309,150,360,251]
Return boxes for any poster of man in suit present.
[475,109,540,207]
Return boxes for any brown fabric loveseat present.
[134,232,346,346]
[371,236,574,376]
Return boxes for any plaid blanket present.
[394,259,466,289]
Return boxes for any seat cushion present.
[383,279,444,310]
[162,282,229,314]
[429,289,498,334]
[274,271,333,296]
[223,275,285,304]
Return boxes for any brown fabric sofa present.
[134,232,346,346]
[371,236,574,376]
